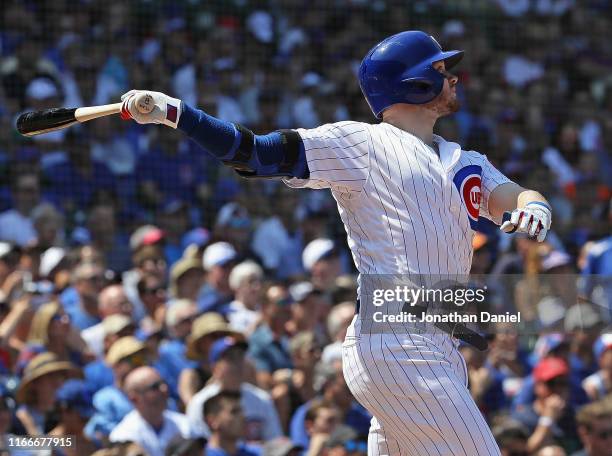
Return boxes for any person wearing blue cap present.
[49,379,99,456]
[186,336,282,443]
[582,333,612,401]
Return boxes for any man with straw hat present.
[85,336,148,442]
[15,352,81,435]
[178,312,244,405]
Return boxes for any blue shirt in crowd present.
[247,325,293,374]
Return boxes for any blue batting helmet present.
[358,31,464,118]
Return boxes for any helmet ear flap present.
[401,77,434,93]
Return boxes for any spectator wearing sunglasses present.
[512,357,579,454]
[136,274,167,328]
[27,301,91,366]
[110,366,191,456]
[572,396,612,456]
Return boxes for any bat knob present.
[135,93,155,114]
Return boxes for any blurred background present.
[0,1,611,455]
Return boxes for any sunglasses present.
[591,428,612,439]
[143,286,165,295]
[546,377,569,389]
[139,379,165,393]
[123,353,146,366]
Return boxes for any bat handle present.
[74,102,122,122]
[502,211,518,233]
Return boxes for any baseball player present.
[121,31,552,455]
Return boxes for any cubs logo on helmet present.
[453,165,482,230]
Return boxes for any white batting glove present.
[500,202,552,242]
[120,90,182,128]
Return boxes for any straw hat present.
[16,352,81,402]
[169,257,203,297]
[105,336,147,366]
[186,313,243,360]
[27,301,62,346]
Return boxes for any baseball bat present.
[15,93,153,137]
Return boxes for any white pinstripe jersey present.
[284,121,512,276]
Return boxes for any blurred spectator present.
[564,303,605,381]
[573,395,612,456]
[81,284,133,358]
[262,437,303,456]
[582,333,612,401]
[303,400,341,456]
[169,256,204,302]
[87,336,147,442]
[179,312,241,406]
[27,301,91,365]
[203,390,258,456]
[492,416,530,456]
[248,285,293,389]
[61,262,106,330]
[321,425,367,456]
[86,204,131,273]
[198,242,237,315]
[164,435,206,456]
[227,260,264,335]
[321,302,355,366]
[287,282,329,342]
[290,362,370,449]
[83,314,136,393]
[186,336,282,442]
[31,203,64,249]
[0,172,40,246]
[273,331,321,431]
[124,244,167,321]
[302,239,341,293]
[512,357,579,454]
[136,273,167,328]
[49,379,99,455]
[15,352,81,435]
[157,299,198,403]
[110,366,191,456]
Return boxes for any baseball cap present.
[289,281,320,303]
[593,333,612,361]
[181,227,210,251]
[302,238,336,271]
[564,303,603,332]
[165,299,197,328]
[39,247,66,277]
[202,242,237,270]
[215,203,251,230]
[130,225,164,251]
[56,379,95,418]
[263,437,303,456]
[532,333,567,361]
[26,78,59,100]
[102,314,134,336]
[105,336,146,366]
[533,357,569,382]
[209,336,248,364]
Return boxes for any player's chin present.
[448,97,460,113]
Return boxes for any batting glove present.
[500,202,552,242]
[120,90,182,128]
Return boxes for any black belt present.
[355,299,488,351]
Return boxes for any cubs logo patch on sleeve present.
[453,164,482,230]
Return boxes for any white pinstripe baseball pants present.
[341,316,501,456]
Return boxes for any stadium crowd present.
[0,0,611,455]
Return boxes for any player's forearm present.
[177,103,308,178]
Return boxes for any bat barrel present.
[16,108,78,137]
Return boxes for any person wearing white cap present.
[302,238,341,292]
[227,260,264,335]
[196,242,238,315]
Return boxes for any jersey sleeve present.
[283,121,370,193]
[478,154,513,224]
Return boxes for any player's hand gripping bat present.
[15,93,154,137]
